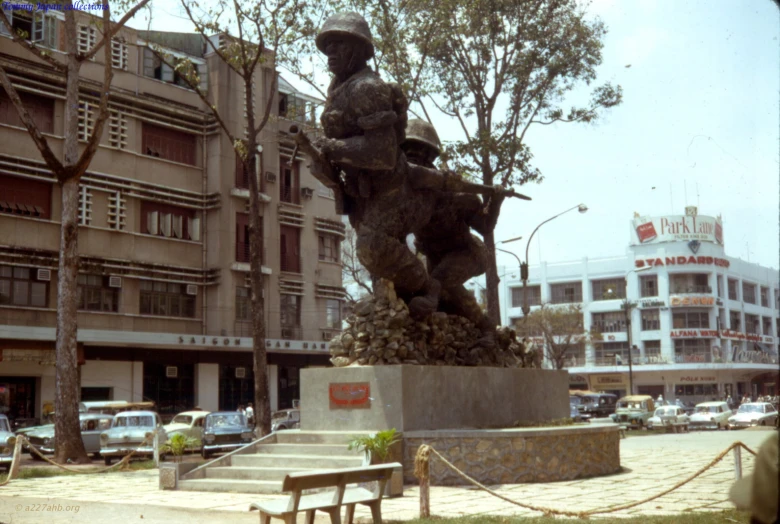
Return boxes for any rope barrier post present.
[8,435,24,480]
[733,445,742,480]
[153,429,160,467]
[414,445,431,518]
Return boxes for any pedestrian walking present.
[246,402,255,427]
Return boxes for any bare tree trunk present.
[483,230,501,327]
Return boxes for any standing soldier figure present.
[312,12,440,319]
[402,119,497,348]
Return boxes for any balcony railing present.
[280,254,301,273]
[670,285,712,294]
[280,185,300,205]
[236,241,250,263]
[591,320,626,333]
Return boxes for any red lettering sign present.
[636,222,658,243]
[642,256,730,269]
[329,382,371,409]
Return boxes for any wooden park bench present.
[249,462,400,524]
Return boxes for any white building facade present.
[489,208,779,404]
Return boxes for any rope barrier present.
[0,435,154,486]
[415,440,758,519]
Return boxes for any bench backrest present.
[281,463,398,493]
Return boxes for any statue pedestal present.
[300,365,568,431]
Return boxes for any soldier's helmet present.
[404,119,441,156]
[316,12,375,58]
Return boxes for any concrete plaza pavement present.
[0,428,773,523]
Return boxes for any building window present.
[591,279,625,301]
[141,48,206,90]
[280,225,300,273]
[111,38,128,70]
[729,310,741,331]
[108,110,128,149]
[0,265,47,307]
[511,285,541,308]
[235,213,261,264]
[641,309,660,331]
[674,339,711,363]
[2,9,57,48]
[591,311,626,333]
[235,287,251,321]
[549,282,582,304]
[760,287,769,308]
[141,123,197,165]
[139,281,195,318]
[672,310,710,329]
[77,274,119,312]
[0,174,51,219]
[325,299,341,329]
[745,313,760,334]
[762,316,772,335]
[280,159,300,204]
[141,201,197,240]
[594,342,634,366]
[669,273,710,294]
[728,278,739,300]
[77,100,95,142]
[318,234,340,263]
[235,152,262,190]
[742,282,757,304]
[675,383,718,397]
[717,275,723,298]
[640,275,657,298]
[0,89,54,133]
[278,92,315,125]
[644,340,661,358]
[280,294,301,338]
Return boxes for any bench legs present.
[345,504,356,524]
[368,501,382,524]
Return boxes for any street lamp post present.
[623,266,652,395]
[501,204,588,317]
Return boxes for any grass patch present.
[511,418,576,428]
[390,509,750,523]
[0,459,158,482]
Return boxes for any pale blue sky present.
[134,0,780,269]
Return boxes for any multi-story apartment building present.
[0,9,345,422]
[479,208,779,404]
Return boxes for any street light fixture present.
[501,204,588,317]
[624,265,653,396]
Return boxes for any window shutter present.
[143,48,156,78]
[147,210,159,235]
[44,15,56,48]
[188,217,201,241]
[161,62,174,83]
[111,39,128,70]
[172,215,183,238]
[198,64,208,93]
[32,11,44,42]
[0,7,11,36]
[160,212,172,237]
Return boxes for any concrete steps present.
[177,430,371,494]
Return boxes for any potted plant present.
[347,429,403,497]
[159,433,201,490]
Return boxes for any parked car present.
[728,402,779,428]
[164,410,210,447]
[100,411,166,465]
[569,403,585,423]
[0,414,15,471]
[610,395,656,429]
[271,409,300,431]
[689,401,732,430]
[647,406,690,430]
[201,412,254,459]
[570,391,617,420]
[26,413,113,459]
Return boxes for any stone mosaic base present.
[402,425,621,485]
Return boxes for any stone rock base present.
[402,426,621,485]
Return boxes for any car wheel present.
[638,420,644,429]
[104,456,113,466]
[716,423,721,430]
[760,420,766,426]
[201,449,211,460]
[92,452,102,460]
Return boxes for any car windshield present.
[569,397,583,405]
[0,418,9,432]
[207,414,245,427]
[655,407,674,416]
[737,405,762,413]
[580,397,596,405]
[619,401,643,409]
[272,412,289,420]
[697,406,719,414]
[172,415,193,424]
[113,415,154,427]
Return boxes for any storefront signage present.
[721,330,771,343]
[638,299,666,308]
[328,382,371,409]
[678,375,717,382]
[590,374,625,387]
[179,336,242,346]
[635,256,730,269]
[670,329,718,338]
[670,296,715,307]
[0,349,55,365]
[632,215,724,246]
[568,374,587,384]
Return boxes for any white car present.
[647,406,690,430]
[689,401,732,430]
[163,410,210,446]
[728,402,779,428]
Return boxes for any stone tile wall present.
[402,426,620,485]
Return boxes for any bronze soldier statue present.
[311,12,441,319]
[402,119,497,347]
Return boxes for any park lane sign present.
[632,215,724,246]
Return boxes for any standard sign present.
[328,382,371,409]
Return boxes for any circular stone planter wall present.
[402,424,621,485]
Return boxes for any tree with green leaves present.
[0,0,150,463]
[288,0,622,325]
[514,303,601,370]
[169,0,309,436]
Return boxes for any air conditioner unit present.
[37,269,51,282]
[186,284,198,296]
[301,187,314,199]
[165,366,178,378]
[235,367,246,379]
[108,276,122,288]
[265,172,277,183]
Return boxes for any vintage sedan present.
[728,402,779,428]
[100,411,166,465]
[26,414,113,459]
[0,414,15,471]
[647,406,690,430]
[689,401,732,430]
[570,392,617,420]
[271,409,300,431]
[610,395,656,429]
[201,412,254,459]
[164,411,209,446]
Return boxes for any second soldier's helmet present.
[316,12,374,58]
[404,119,441,156]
